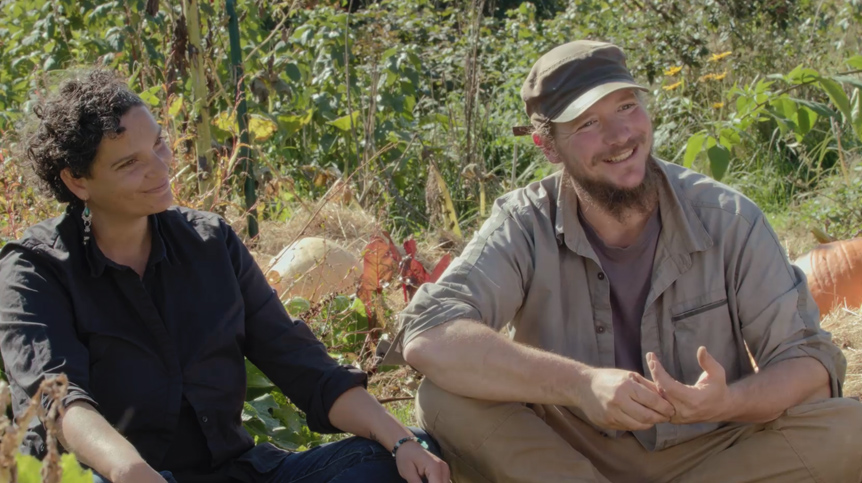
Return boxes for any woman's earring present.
[82,203,92,245]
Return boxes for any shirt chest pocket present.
[671,290,736,385]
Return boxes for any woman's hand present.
[394,440,450,483]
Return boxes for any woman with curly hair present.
[0,69,449,483]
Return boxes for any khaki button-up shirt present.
[385,159,845,451]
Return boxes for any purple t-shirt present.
[580,209,662,375]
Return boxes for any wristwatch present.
[391,436,429,457]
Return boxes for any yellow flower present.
[713,102,724,109]
[713,71,727,81]
[663,81,683,91]
[664,66,683,76]
[709,51,732,62]
[698,73,716,82]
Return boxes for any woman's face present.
[64,105,173,219]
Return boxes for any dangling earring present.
[82,202,92,246]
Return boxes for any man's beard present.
[562,142,661,223]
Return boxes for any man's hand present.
[394,441,450,483]
[646,347,732,424]
[579,367,676,431]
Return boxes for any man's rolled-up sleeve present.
[222,221,366,434]
[384,201,535,365]
[734,215,845,396]
[0,246,98,413]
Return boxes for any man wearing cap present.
[383,40,862,482]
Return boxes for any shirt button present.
[596,325,605,334]
[597,272,605,280]
[201,416,208,423]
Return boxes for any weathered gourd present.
[267,237,362,303]
[794,237,862,318]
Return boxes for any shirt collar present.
[68,205,173,277]
[554,158,712,257]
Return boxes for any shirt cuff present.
[382,301,481,366]
[308,365,368,434]
[763,345,843,397]
[40,382,98,412]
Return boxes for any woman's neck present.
[89,209,152,276]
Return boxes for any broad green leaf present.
[794,106,817,136]
[707,144,731,181]
[284,297,311,315]
[213,111,237,132]
[790,98,837,119]
[786,65,819,85]
[283,63,301,83]
[139,85,161,107]
[168,95,183,117]
[245,360,274,389]
[846,55,862,70]
[327,111,360,131]
[769,97,797,119]
[60,453,94,483]
[819,78,852,122]
[852,89,862,141]
[249,114,278,142]
[683,131,707,168]
[719,128,741,147]
[15,454,42,483]
[831,75,862,91]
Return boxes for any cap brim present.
[551,81,648,123]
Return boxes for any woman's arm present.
[328,387,450,483]
[59,402,164,482]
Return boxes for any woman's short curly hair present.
[21,69,144,204]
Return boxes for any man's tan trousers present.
[416,380,862,482]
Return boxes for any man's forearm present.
[402,319,593,406]
[721,357,831,423]
[59,402,163,482]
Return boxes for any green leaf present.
[819,78,852,122]
[786,65,819,85]
[15,454,42,483]
[168,95,183,117]
[707,144,731,181]
[249,114,278,142]
[831,75,862,91]
[789,98,838,119]
[284,296,310,315]
[719,128,741,147]
[852,88,862,141]
[327,111,360,131]
[683,131,707,168]
[846,55,862,70]
[794,106,817,136]
[283,63,301,83]
[60,453,94,483]
[245,360,274,389]
[139,85,161,107]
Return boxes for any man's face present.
[551,88,653,187]
[546,88,657,217]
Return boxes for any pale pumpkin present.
[794,237,862,318]
[266,237,362,303]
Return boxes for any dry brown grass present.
[821,307,862,398]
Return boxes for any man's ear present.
[534,137,561,165]
[60,168,90,202]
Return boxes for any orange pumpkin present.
[794,237,862,318]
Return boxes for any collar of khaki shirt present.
[554,158,713,264]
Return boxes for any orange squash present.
[794,237,862,318]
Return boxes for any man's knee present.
[415,378,526,453]
[780,397,862,480]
